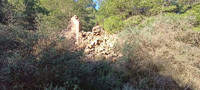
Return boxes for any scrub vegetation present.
[0,0,200,90]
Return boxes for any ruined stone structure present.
[61,16,122,61]
[60,15,81,44]
[75,25,122,61]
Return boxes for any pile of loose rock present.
[74,26,123,61]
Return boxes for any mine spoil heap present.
[74,26,122,61]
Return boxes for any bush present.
[0,24,126,90]
[123,15,144,28]
[181,4,200,31]
[1,50,126,89]
[37,0,96,32]
[96,0,200,33]
[115,14,200,90]
[185,4,200,26]
[103,16,123,33]
[193,26,200,31]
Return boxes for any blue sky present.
[93,0,100,10]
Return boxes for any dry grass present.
[116,14,200,90]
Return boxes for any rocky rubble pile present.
[74,26,123,61]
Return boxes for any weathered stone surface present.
[86,54,94,59]
[68,25,122,61]
[84,48,91,54]
[105,54,113,60]
[95,54,105,61]
[87,44,93,49]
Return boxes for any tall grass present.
[116,13,200,90]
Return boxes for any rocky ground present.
[71,26,123,62]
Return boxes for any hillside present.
[1,0,200,90]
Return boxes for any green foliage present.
[0,0,49,30]
[183,4,200,31]
[163,5,178,12]
[6,0,26,13]
[103,16,123,33]
[81,7,97,31]
[96,0,200,33]
[193,26,200,31]
[1,0,200,90]
[35,0,96,33]
[188,4,200,23]
[38,0,74,24]
[0,0,96,31]
[172,0,200,13]
[96,0,164,33]
[123,15,144,27]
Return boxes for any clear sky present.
[93,0,100,10]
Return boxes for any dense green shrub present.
[103,16,123,33]
[0,0,49,29]
[0,0,96,31]
[123,15,144,28]
[96,0,200,33]
[81,7,97,31]
[37,0,96,32]
[182,4,200,31]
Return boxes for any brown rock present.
[105,47,110,53]
[81,32,86,37]
[109,42,114,48]
[97,39,103,45]
[91,41,96,46]
[78,43,86,49]
[111,53,118,57]
[87,44,93,49]
[101,50,110,55]
[99,46,104,52]
[95,54,105,61]
[84,48,91,54]
[104,36,108,40]
[86,54,94,59]
[105,52,110,55]
[105,54,113,60]
[102,40,107,46]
